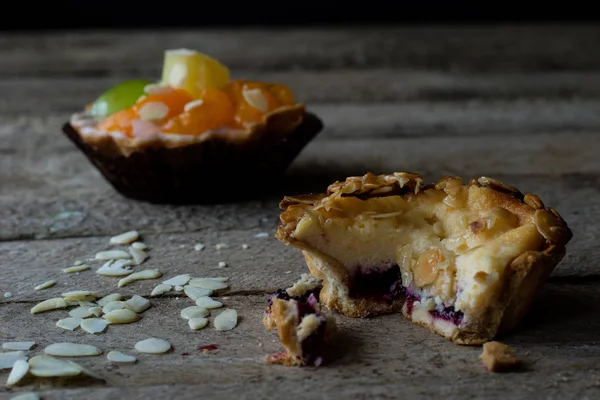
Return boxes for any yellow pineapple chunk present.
[161,49,230,97]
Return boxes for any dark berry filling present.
[347,263,404,302]
[405,293,464,326]
[267,286,322,310]
[299,315,327,366]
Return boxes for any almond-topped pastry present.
[264,274,336,366]
[276,172,572,345]
[62,49,322,204]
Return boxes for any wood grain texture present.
[1,26,600,77]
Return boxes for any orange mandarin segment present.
[134,88,195,123]
[225,81,284,128]
[265,83,295,106]
[161,88,234,135]
[96,107,138,136]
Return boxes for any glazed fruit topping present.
[91,49,297,137]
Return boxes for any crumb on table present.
[480,341,523,372]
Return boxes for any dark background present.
[2,2,599,31]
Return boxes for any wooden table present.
[1,26,599,399]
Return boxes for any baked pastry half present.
[276,172,572,345]
[264,274,336,366]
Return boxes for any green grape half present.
[89,79,153,118]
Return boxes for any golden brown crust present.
[276,172,573,344]
[72,104,305,157]
[480,341,523,372]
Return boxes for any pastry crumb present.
[480,341,523,372]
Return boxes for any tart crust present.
[276,172,572,345]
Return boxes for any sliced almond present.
[174,285,184,292]
[215,243,229,250]
[193,243,205,251]
[151,284,172,296]
[138,101,169,121]
[134,338,171,354]
[242,88,269,112]
[81,318,110,334]
[95,250,132,260]
[29,355,81,377]
[78,301,97,307]
[254,232,269,238]
[102,301,125,314]
[104,309,140,324]
[162,274,191,286]
[110,230,140,245]
[241,244,249,249]
[62,290,95,301]
[97,293,122,307]
[180,306,209,320]
[188,278,229,290]
[131,242,148,250]
[89,306,103,317]
[0,351,27,370]
[213,309,238,331]
[31,298,68,314]
[56,317,83,331]
[218,261,227,268]
[9,393,40,400]
[2,342,35,351]
[44,343,102,357]
[62,265,90,273]
[183,286,213,301]
[124,295,151,313]
[74,260,84,266]
[195,296,223,309]
[96,260,133,277]
[188,317,208,330]
[107,351,137,364]
[34,280,56,290]
[208,277,229,282]
[6,359,29,386]
[129,247,149,265]
[118,269,162,287]
[66,360,104,381]
[69,306,93,319]
[184,99,204,112]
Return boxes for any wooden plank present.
[3,70,600,113]
[1,26,600,76]
[1,283,600,399]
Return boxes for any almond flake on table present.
[96,260,133,277]
[110,230,140,245]
[28,355,81,377]
[151,284,172,296]
[107,351,137,364]
[0,351,27,370]
[129,247,149,265]
[180,306,209,320]
[31,298,68,314]
[56,317,84,331]
[188,278,228,290]
[44,343,102,357]
[102,301,126,314]
[213,309,238,331]
[134,338,171,354]
[194,243,205,251]
[183,286,213,301]
[62,290,95,301]
[241,244,249,249]
[215,243,229,250]
[188,317,208,330]
[81,318,110,334]
[195,296,223,309]
[162,274,191,286]
[218,261,227,268]
[2,342,36,351]
[95,250,132,260]
[97,293,122,306]
[124,295,151,313]
[254,232,269,238]
[63,265,90,273]
[69,306,94,318]
[34,280,56,290]
[10,393,40,400]
[6,359,29,386]
[118,269,162,287]
[104,309,140,324]
[131,242,148,250]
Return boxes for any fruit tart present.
[264,274,337,366]
[63,49,323,204]
[276,172,572,345]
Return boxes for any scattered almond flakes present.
[63,265,90,273]
[104,309,140,324]
[0,351,27,370]
[44,343,102,357]
[107,351,137,364]
[183,286,213,301]
[73,260,84,266]
[241,244,249,249]
[4,292,12,298]
[6,359,29,386]
[81,318,110,334]
[31,298,68,314]
[134,338,171,354]
[214,309,237,331]
[118,269,162,288]
[215,243,229,250]
[162,274,191,286]
[62,291,95,301]
[254,232,269,238]
[69,306,94,319]
[151,284,172,296]
[109,230,140,245]
[131,242,148,250]
[188,317,208,330]
[218,261,227,268]
[96,260,133,277]
[28,355,81,377]
[56,317,83,331]
[34,280,56,290]
[480,341,523,372]
[195,296,223,309]
[188,278,228,290]
[102,301,125,314]
[2,342,35,351]
[242,88,269,112]
[97,293,122,307]
[129,247,149,265]
[180,306,209,320]
[95,250,131,260]
[124,295,151,313]
[89,307,103,317]
[174,285,184,291]
[194,243,205,251]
